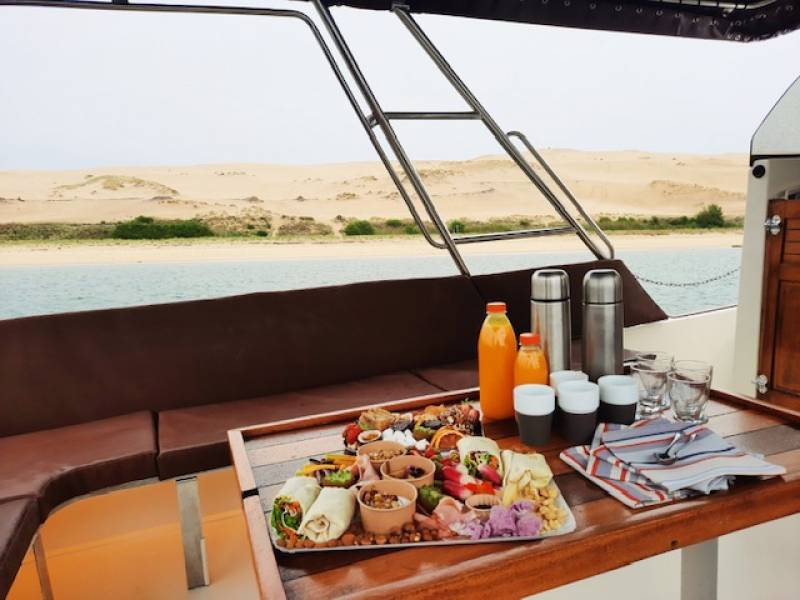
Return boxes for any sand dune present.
[0,149,748,225]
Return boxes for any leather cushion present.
[413,359,478,391]
[157,371,441,479]
[0,275,483,437]
[0,498,39,600]
[0,412,158,519]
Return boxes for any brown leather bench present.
[0,260,665,596]
[0,499,39,600]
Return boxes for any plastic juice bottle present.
[478,302,517,421]
[514,332,549,386]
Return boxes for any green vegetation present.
[0,222,113,241]
[343,220,376,236]
[0,205,742,244]
[112,216,213,239]
[597,205,740,231]
[276,216,333,237]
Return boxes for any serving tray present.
[269,479,576,554]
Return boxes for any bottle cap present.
[486,302,507,314]
[519,332,540,346]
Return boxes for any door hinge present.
[764,215,782,236]
[753,374,769,394]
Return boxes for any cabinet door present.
[759,199,800,409]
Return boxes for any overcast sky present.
[1,1,799,170]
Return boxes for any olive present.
[392,418,413,432]
[421,419,441,429]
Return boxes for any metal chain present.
[633,266,741,288]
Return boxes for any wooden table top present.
[228,388,800,600]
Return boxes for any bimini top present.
[327,0,799,42]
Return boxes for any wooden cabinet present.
[759,199,800,410]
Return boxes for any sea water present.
[0,247,741,320]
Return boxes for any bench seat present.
[0,412,158,519]
[412,359,477,391]
[157,371,441,479]
[0,498,39,600]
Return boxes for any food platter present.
[267,401,577,554]
[270,485,576,553]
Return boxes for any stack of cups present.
[549,370,589,391]
[514,385,556,446]
[556,379,599,445]
[597,375,639,425]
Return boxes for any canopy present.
[328,0,800,42]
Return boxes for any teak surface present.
[228,387,800,600]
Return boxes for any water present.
[0,247,741,320]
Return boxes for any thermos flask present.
[531,269,571,372]
[582,269,623,382]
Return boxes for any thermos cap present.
[583,269,623,305]
[531,269,570,301]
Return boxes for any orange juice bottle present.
[514,332,549,386]
[478,302,517,421]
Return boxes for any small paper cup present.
[358,480,418,535]
[380,455,435,489]
[465,494,501,522]
[357,440,407,470]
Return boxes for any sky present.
[1,1,799,170]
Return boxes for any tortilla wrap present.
[298,487,356,543]
[500,450,553,506]
[270,476,321,538]
[457,436,504,477]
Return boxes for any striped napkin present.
[560,418,786,509]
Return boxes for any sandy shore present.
[0,231,742,267]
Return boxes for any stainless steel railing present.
[3,0,616,273]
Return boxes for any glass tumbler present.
[632,353,673,418]
[669,360,713,423]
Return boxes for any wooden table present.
[228,388,800,600]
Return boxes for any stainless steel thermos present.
[582,269,624,382]
[531,269,572,372]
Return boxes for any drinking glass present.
[669,360,713,423]
[632,352,673,418]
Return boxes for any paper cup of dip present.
[557,380,599,445]
[380,455,435,489]
[466,494,501,522]
[358,480,418,535]
[357,440,406,470]
[597,375,639,425]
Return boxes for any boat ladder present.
[313,0,615,275]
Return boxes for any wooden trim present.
[711,388,800,424]
[234,387,478,441]
[227,429,256,494]
[242,495,285,600]
[758,198,785,400]
[760,389,800,414]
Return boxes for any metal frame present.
[1,0,614,276]
[176,476,209,589]
[681,538,718,600]
[32,533,54,600]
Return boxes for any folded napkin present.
[560,419,786,509]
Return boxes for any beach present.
[0,231,742,267]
